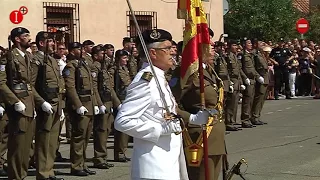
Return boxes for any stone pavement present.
[14,97,320,180]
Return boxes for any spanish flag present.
[178,0,210,87]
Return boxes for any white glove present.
[76,106,88,115]
[189,110,210,125]
[240,85,246,90]
[257,76,264,84]
[34,109,37,119]
[60,109,65,121]
[94,106,100,115]
[0,106,4,116]
[245,78,251,86]
[117,104,122,111]
[14,101,26,113]
[161,120,182,135]
[41,101,53,114]
[229,85,234,93]
[99,105,106,114]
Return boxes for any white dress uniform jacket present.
[115,63,189,180]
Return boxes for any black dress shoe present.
[242,122,253,128]
[116,157,128,162]
[49,176,64,180]
[259,120,268,124]
[84,168,96,175]
[71,170,88,176]
[251,120,264,125]
[29,163,36,169]
[55,156,69,162]
[226,125,239,131]
[0,169,7,176]
[125,157,131,161]
[106,162,114,168]
[93,163,109,169]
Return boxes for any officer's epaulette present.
[141,72,153,82]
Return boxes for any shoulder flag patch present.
[141,72,153,82]
[0,65,5,72]
[62,68,70,77]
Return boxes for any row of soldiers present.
[166,30,270,132]
[0,27,141,180]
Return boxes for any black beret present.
[214,41,223,47]
[68,42,82,51]
[177,41,183,54]
[139,29,172,46]
[82,40,95,46]
[251,38,259,44]
[91,46,104,55]
[208,28,214,37]
[172,40,177,46]
[228,39,238,46]
[241,37,249,45]
[10,27,30,42]
[123,37,134,44]
[104,44,114,49]
[36,31,53,43]
[115,49,129,58]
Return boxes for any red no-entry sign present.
[296,18,309,34]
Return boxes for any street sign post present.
[296,18,310,39]
[223,0,229,16]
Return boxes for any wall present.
[0,0,224,49]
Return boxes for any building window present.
[43,2,80,47]
[126,11,157,38]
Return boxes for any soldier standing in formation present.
[82,40,95,66]
[240,39,264,128]
[251,39,269,124]
[91,46,120,169]
[225,40,246,131]
[63,42,99,176]
[0,27,36,180]
[122,37,137,80]
[0,95,8,176]
[31,31,65,180]
[181,44,226,180]
[114,49,131,162]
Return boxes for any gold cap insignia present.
[150,30,161,40]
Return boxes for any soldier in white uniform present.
[114,29,211,180]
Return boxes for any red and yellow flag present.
[178,0,210,87]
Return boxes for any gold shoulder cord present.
[183,67,224,167]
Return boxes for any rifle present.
[75,46,84,93]
[98,52,111,102]
[35,33,49,99]
[114,65,123,101]
[98,52,105,93]
[6,35,13,90]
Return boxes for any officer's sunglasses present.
[154,46,172,53]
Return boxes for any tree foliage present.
[305,6,320,43]
[224,0,300,41]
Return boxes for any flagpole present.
[198,38,210,180]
